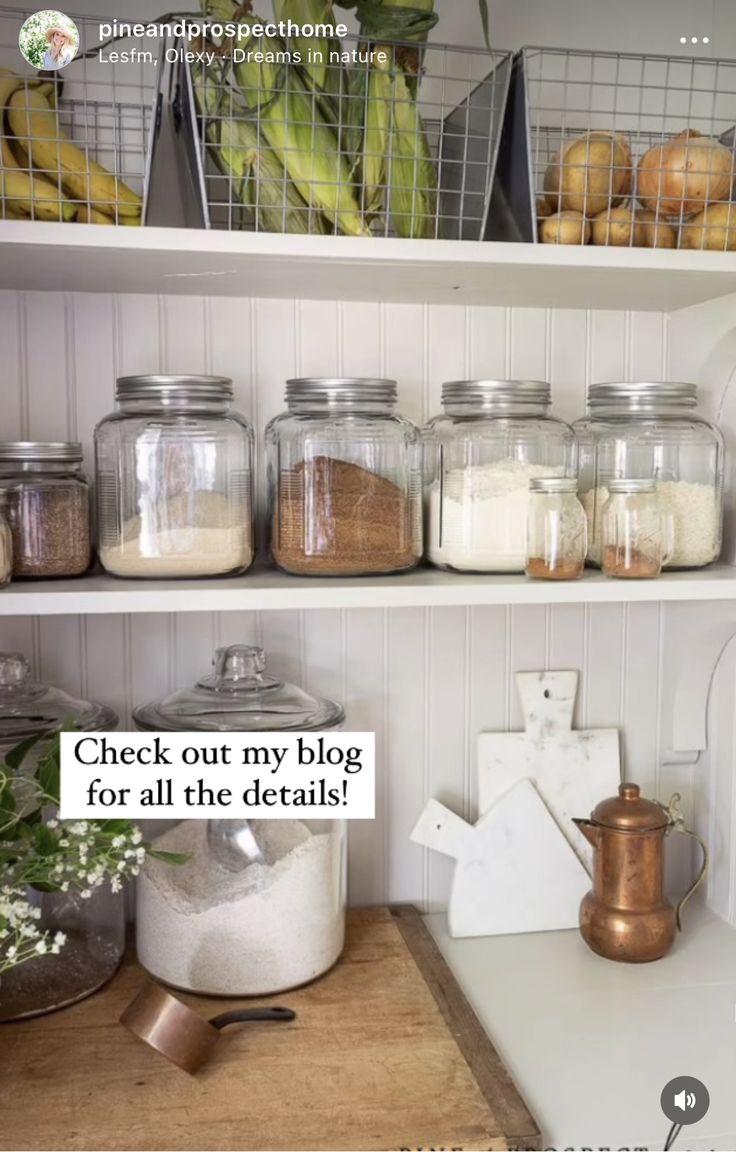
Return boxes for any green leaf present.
[478,0,491,52]
[32,823,59,857]
[4,731,46,773]
[37,741,61,804]
[97,819,134,835]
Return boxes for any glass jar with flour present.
[133,645,346,996]
[424,381,576,572]
[95,376,254,578]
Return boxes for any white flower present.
[131,830,143,845]
[80,889,91,900]
[34,939,47,955]
[111,835,125,849]
[58,839,69,848]
[54,931,66,947]
[46,818,59,829]
[6,945,16,959]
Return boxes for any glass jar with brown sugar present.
[0,443,91,579]
[266,378,422,577]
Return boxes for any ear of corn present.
[387,68,437,238]
[361,59,392,215]
[274,0,334,91]
[233,31,370,236]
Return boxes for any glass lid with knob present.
[0,652,118,744]
[132,645,345,733]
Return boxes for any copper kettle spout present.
[572,816,599,848]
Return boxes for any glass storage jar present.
[0,490,12,587]
[0,653,121,1021]
[133,644,347,996]
[0,442,91,578]
[600,479,672,579]
[424,380,576,573]
[575,382,724,569]
[526,478,586,580]
[95,376,254,579]
[266,378,422,576]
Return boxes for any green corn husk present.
[274,0,334,90]
[388,67,437,238]
[361,57,391,214]
[193,60,322,234]
[234,36,370,236]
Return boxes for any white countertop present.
[425,903,736,1151]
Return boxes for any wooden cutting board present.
[0,906,540,1152]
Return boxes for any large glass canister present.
[266,378,422,576]
[0,653,122,1021]
[424,381,576,573]
[133,644,347,996]
[575,382,724,569]
[0,442,91,579]
[94,376,254,579]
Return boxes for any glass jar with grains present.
[0,442,91,579]
[95,376,254,579]
[575,382,724,569]
[526,478,587,580]
[0,490,12,587]
[266,378,422,576]
[424,381,576,573]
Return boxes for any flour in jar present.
[136,819,344,995]
[427,459,565,572]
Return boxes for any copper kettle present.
[573,784,707,963]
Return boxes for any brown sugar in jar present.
[272,456,419,576]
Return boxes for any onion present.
[539,211,591,245]
[680,202,736,251]
[544,131,632,217]
[637,130,735,219]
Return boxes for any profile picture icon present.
[18,10,79,71]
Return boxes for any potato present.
[680,202,736,251]
[591,206,644,247]
[544,131,632,217]
[635,209,677,249]
[539,210,591,245]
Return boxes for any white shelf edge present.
[2,565,736,615]
[2,221,736,311]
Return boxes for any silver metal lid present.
[116,375,233,401]
[608,478,657,494]
[286,378,397,405]
[441,380,551,405]
[0,441,83,463]
[588,382,698,409]
[529,477,578,493]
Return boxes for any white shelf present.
[2,564,736,615]
[425,904,736,1149]
[2,221,736,311]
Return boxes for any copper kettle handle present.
[663,793,709,931]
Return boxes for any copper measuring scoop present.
[120,981,296,1074]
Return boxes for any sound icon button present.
[661,1077,710,1125]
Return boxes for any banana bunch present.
[0,69,143,225]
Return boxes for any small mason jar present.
[424,381,576,573]
[95,376,254,579]
[0,490,12,587]
[266,378,422,577]
[600,479,672,579]
[575,382,723,569]
[0,442,91,579]
[526,478,587,580]
[133,645,347,996]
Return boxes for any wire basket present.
[173,33,512,240]
[0,6,156,224]
[496,46,736,249]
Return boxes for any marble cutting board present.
[477,670,621,869]
[410,780,591,937]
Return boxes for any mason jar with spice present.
[526,477,587,580]
[0,442,91,579]
[266,378,422,577]
[0,490,12,587]
[600,479,673,579]
[95,376,254,579]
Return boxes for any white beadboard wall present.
[0,290,696,911]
